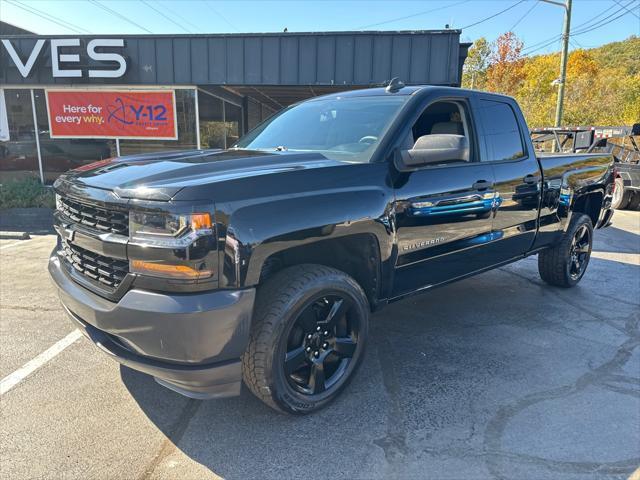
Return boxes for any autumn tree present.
[485,32,525,96]
[465,34,638,127]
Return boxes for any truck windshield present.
[234,95,408,163]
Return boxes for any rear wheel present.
[538,214,593,288]
[628,191,640,210]
[611,178,632,209]
[242,264,369,414]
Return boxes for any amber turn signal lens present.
[131,260,212,279]
[191,213,212,230]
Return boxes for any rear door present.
[473,96,542,262]
[391,94,497,297]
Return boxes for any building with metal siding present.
[0,30,469,183]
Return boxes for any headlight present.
[128,210,215,280]
[129,211,213,248]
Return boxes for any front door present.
[475,97,542,263]
[391,99,497,297]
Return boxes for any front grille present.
[58,196,129,236]
[60,241,129,289]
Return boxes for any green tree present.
[462,37,492,90]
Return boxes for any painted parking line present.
[591,251,640,266]
[0,329,82,395]
[0,240,31,251]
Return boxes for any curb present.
[0,208,55,235]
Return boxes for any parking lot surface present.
[1,211,639,480]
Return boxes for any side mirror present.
[394,134,469,171]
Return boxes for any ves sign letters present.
[1,38,127,79]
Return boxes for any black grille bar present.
[58,197,129,236]
[60,241,129,289]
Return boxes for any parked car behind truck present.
[49,85,614,414]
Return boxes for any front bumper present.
[49,254,256,399]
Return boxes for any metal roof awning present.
[1,30,469,88]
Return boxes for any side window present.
[478,100,525,161]
[408,100,472,163]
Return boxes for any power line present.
[571,0,635,34]
[460,0,527,30]
[523,0,624,51]
[522,0,630,53]
[573,7,636,36]
[523,1,636,56]
[357,0,471,29]
[87,0,154,33]
[612,0,640,19]
[205,0,240,32]
[508,0,539,32]
[155,1,203,32]
[139,0,191,33]
[523,35,563,56]
[5,0,91,34]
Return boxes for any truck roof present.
[307,84,513,102]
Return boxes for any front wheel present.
[242,264,369,414]
[538,214,593,288]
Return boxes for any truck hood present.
[55,149,343,201]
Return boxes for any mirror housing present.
[394,134,469,171]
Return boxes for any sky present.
[0,0,638,55]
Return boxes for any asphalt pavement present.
[1,211,638,480]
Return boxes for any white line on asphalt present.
[0,240,31,251]
[0,329,82,396]
[591,251,640,266]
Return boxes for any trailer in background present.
[531,124,640,210]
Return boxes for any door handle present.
[472,180,491,191]
[523,174,538,185]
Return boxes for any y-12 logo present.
[107,98,168,126]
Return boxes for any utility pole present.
[555,0,573,127]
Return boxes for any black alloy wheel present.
[243,264,369,414]
[568,224,591,281]
[283,294,360,396]
[538,213,593,288]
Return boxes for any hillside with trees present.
[462,34,640,128]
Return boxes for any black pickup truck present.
[49,85,614,414]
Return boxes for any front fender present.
[216,186,395,290]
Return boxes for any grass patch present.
[0,176,56,209]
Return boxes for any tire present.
[242,264,369,414]
[611,178,632,209]
[628,191,640,210]
[538,214,593,288]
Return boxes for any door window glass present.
[407,100,472,164]
[478,100,525,161]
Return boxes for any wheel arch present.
[571,189,604,226]
[255,234,383,310]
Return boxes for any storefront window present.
[33,90,116,184]
[225,103,242,147]
[0,89,39,182]
[198,91,225,149]
[247,98,261,132]
[119,89,197,156]
[261,104,276,122]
